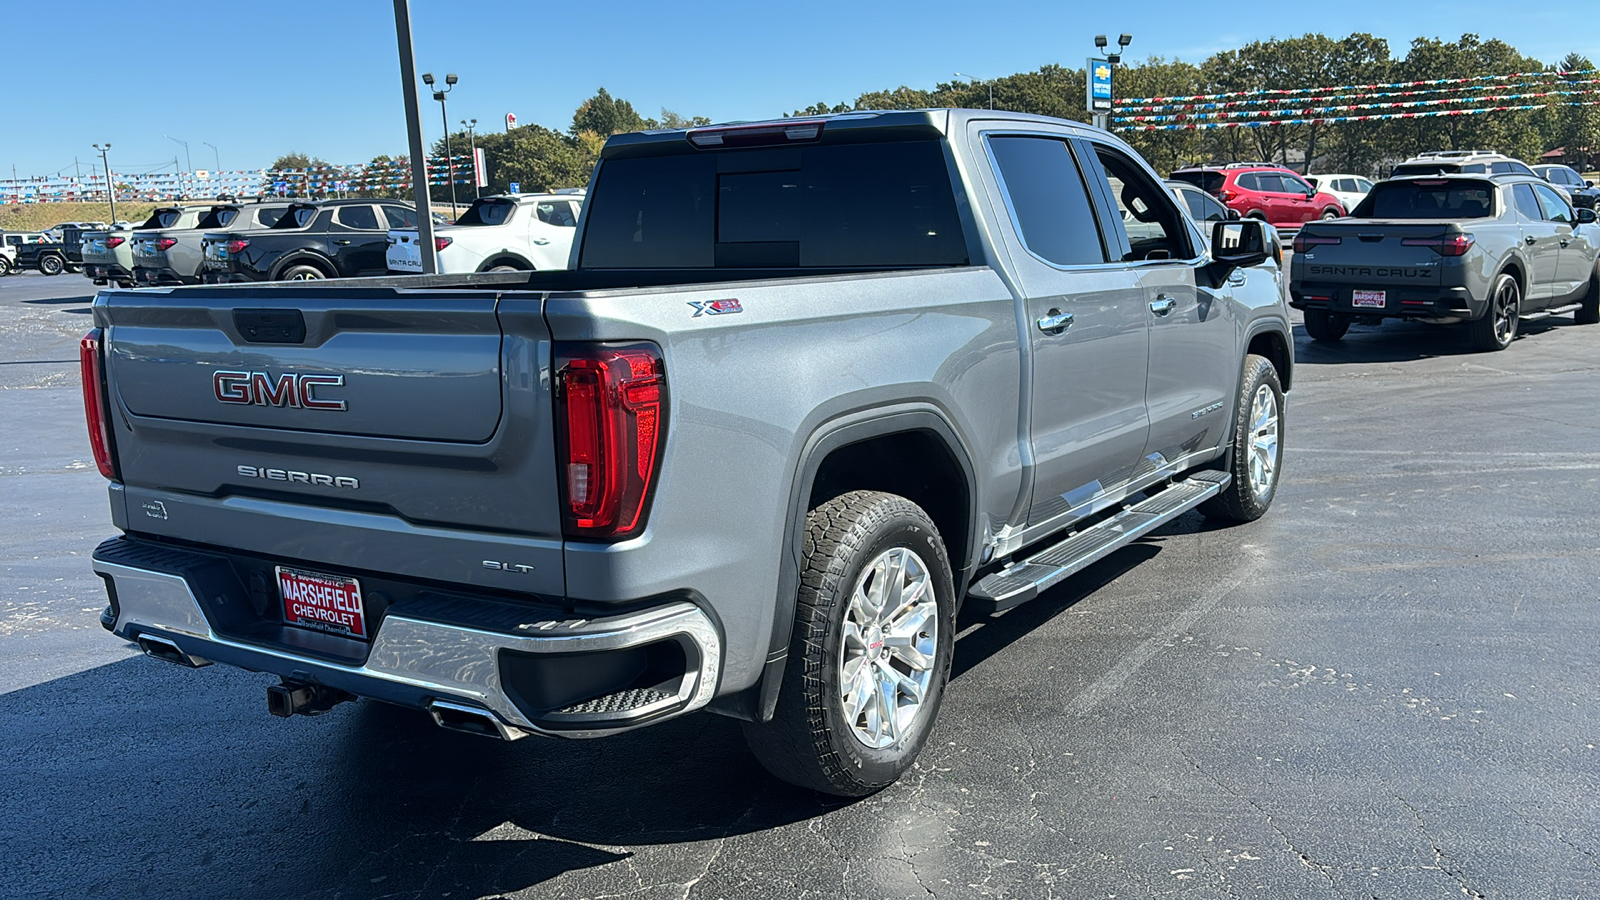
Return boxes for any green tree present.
[571,88,649,137]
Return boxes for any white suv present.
[1389,151,1536,178]
[386,191,583,274]
[1306,174,1374,213]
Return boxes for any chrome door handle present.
[1524,235,1537,245]
[1036,309,1074,334]
[1560,239,1571,248]
[532,238,551,245]
[1150,296,1177,316]
[333,239,352,245]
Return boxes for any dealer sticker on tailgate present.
[277,566,367,639]
[1351,289,1386,309]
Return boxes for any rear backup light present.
[554,342,667,540]
[435,236,452,252]
[79,329,118,480]
[1402,234,1475,256]
[105,236,124,249]
[1293,233,1342,252]
[226,239,249,254]
[154,238,177,251]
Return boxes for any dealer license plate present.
[1351,289,1386,309]
[277,566,367,639]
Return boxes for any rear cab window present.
[455,199,516,226]
[274,206,319,229]
[1171,170,1225,194]
[195,208,240,229]
[1354,180,1496,218]
[534,201,577,226]
[580,139,968,269]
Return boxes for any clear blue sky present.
[4,0,1592,177]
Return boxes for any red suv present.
[1171,164,1345,230]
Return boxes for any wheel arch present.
[270,251,336,280]
[711,407,979,724]
[475,252,534,272]
[1244,321,1293,392]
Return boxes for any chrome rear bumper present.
[95,546,722,739]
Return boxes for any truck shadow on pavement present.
[1293,318,1566,364]
[20,295,95,305]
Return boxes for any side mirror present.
[1587,180,1595,188]
[1226,208,1241,220]
[1578,207,1598,225]
[1209,219,1270,274]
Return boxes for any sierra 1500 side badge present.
[688,299,742,317]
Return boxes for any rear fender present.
[270,251,335,280]
[712,407,978,723]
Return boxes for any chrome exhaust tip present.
[427,699,529,741]
[136,634,210,668]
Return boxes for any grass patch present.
[0,203,161,233]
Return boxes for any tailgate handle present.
[233,309,306,344]
[1358,234,1384,242]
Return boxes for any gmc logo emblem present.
[213,370,347,410]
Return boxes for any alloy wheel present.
[1248,383,1279,499]
[838,546,938,749]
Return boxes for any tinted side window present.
[1512,183,1544,220]
[987,136,1106,266]
[1185,189,1228,222]
[382,205,418,229]
[1280,174,1313,194]
[337,205,380,230]
[256,207,287,227]
[457,199,514,226]
[1092,145,1190,260]
[535,200,577,227]
[1533,184,1572,223]
[1235,173,1261,191]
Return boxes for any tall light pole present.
[164,135,192,197]
[393,0,436,273]
[461,118,479,199]
[92,143,116,224]
[423,71,458,217]
[954,72,993,109]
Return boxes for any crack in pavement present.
[1397,796,1486,899]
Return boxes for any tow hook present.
[266,679,354,718]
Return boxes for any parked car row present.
[1290,169,1600,351]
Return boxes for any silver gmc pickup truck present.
[85,110,1293,796]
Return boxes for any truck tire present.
[1200,354,1283,523]
[743,490,955,796]
[279,264,326,281]
[39,254,64,276]
[0,257,10,277]
[1467,273,1519,351]
[1303,309,1349,342]
[1576,264,1599,325]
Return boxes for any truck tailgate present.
[1293,221,1450,291]
[97,285,564,594]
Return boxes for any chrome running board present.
[967,470,1230,613]
[1520,303,1581,321]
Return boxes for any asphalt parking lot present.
[1,268,1597,899]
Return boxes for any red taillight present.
[106,236,125,249]
[1402,233,1475,256]
[554,343,667,540]
[1219,189,1236,201]
[79,329,118,480]
[154,238,177,252]
[1293,233,1342,253]
[226,239,249,254]
[435,236,452,252]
